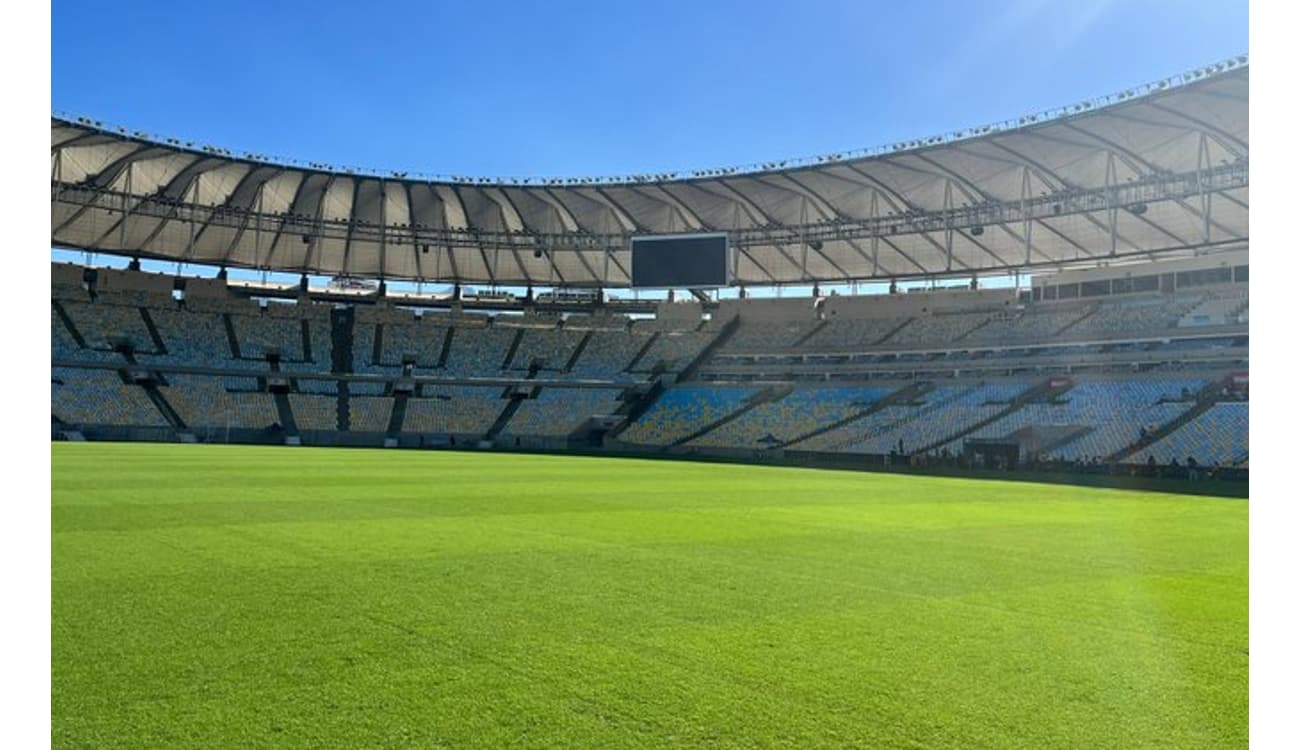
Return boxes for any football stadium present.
[51,23,1248,749]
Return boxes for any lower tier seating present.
[619,385,758,446]
[52,367,168,427]
[1141,402,1248,466]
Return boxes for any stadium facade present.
[50,58,1248,481]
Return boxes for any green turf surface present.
[52,442,1248,748]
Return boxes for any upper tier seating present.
[228,312,331,370]
[569,329,649,380]
[370,321,448,369]
[442,327,517,377]
[887,313,989,349]
[142,307,233,366]
[1065,294,1205,340]
[723,320,819,352]
[1178,287,1250,328]
[505,327,585,371]
[52,307,119,363]
[629,329,712,372]
[59,300,155,351]
[799,317,910,351]
[959,307,1093,346]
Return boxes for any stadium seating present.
[402,387,504,435]
[143,307,234,366]
[888,313,988,349]
[799,317,910,351]
[229,312,305,360]
[59,299,154,351]
[688,386,894,448]
[160,374,278,430]
[47,265,1248,470]
[569,329,649,380]
[723,320,819,352]
[950,379,1205,460]
[287,394,338,431]
[1065,295,1203,340]
[442,327,516,376]
[349,396,394,432]
[52,367,168,427]
[629,330,712,372]
[827,383,1028,455]
[1141,402,1248,466]
[1178,288,1249,328]
[959,306,1092,346]
[296,379,339,395]
[372,321,447,369]
[619,385,758,446]
[503,388,625,437]
[51,307,118,362]
[505,326,585,371]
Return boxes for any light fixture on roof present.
[1127,203,1149,215]
[970,225,984,236]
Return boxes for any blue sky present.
[51,0,1248,294]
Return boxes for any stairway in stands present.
[484,366,541,441]
[331,307,355,432]
[1052,307,1098,337]
[116,348,187,433]
[385,391,410,441]
[623,332,660,372]
[1105,376,1234,463]
[678,315,741,382]
[874,317,917,346]
[51,301,87,349]
[563,330,594,373]
[606,316,743,441]
[272,389,300,441]
[791,320,829,348]
[221,315,243,359]
[778,381,934,449]
[604,380,668,440]
[916,377,1069,454]
[668,385,794,448]
[500,328,526,369]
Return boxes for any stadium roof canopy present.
[52,56,1247,287]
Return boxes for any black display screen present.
[630,234,730,288]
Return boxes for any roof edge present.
[53,54,1247,189]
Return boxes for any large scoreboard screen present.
[630,233,730,288]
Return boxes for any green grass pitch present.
[52,442,1247,748]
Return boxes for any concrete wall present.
[821,287,1017,319]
